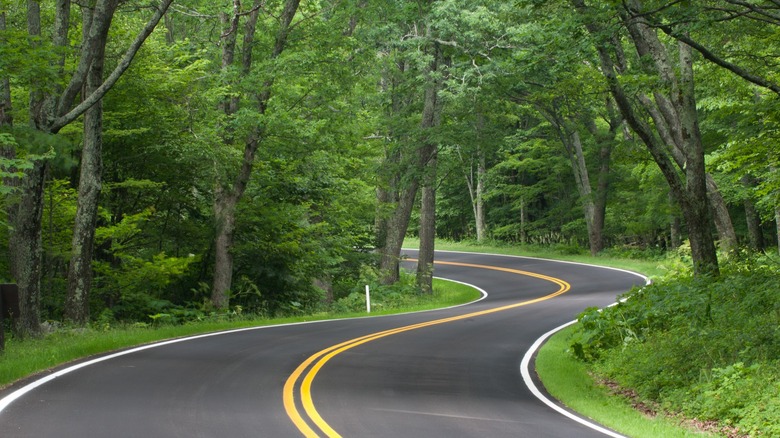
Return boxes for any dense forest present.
[0,0,778,335]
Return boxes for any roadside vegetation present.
[566,252,780,437]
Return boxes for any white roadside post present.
[365,285,371,313]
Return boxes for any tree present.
[2,0,173,335]
[570,0,721,276]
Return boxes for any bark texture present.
[415,43,442,294]
[65,1,117,325]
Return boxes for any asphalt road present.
[0,250,645,437]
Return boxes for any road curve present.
[0,250,645,437]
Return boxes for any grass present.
[537,326,720,437]
[0,278,481,389]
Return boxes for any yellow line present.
[284,259,571,437]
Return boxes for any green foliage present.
[569,254,780,433]
[332,266,414,313]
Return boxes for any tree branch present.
[50,0,175,133]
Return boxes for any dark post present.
[0,286,4,352]
[1,284,20,352]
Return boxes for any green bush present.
[568,254,780,434]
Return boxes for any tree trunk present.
[741,175,764,251]
[417,180,435,293]
[65,1,116,326]
[378,182,418,285]
[415,42,442,294]
[212,194,237,309]
[706,175,738,253]
[475,152,487,242]
[9,163,47,338]
[670,192,682,248]
[544,110,606,256]
[417,148,437,294]
[776,207,780,256]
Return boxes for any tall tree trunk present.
[475,152,487,242]
[212,194,237,309]
[210,0,300,309]
[378,182,418,285]
[417,148,437,294]
[569,129,602,255]
[65,1,116,326]
[9,163,47,337]
[741,175,764,251]
[461,145,487,242]
[415,42,442,294]
[544,109,607,256]
[776,207,780,256]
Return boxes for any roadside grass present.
[0,278,481,390]
[537,326,720,438]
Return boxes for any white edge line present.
[0,276,487,415]
[520,320,628,438]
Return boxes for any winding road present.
[0,250,645,437]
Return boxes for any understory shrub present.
[332,268,421,313]
[569,254,780,435]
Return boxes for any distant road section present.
[0,250,644,437]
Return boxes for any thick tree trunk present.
[417,148,436,294]
[9,163,47,338]
[212,195,237,309]
[65,2,115,325]
[378,182,418,285]
[415,43,442,294]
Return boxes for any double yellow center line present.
[283,260,571,437]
